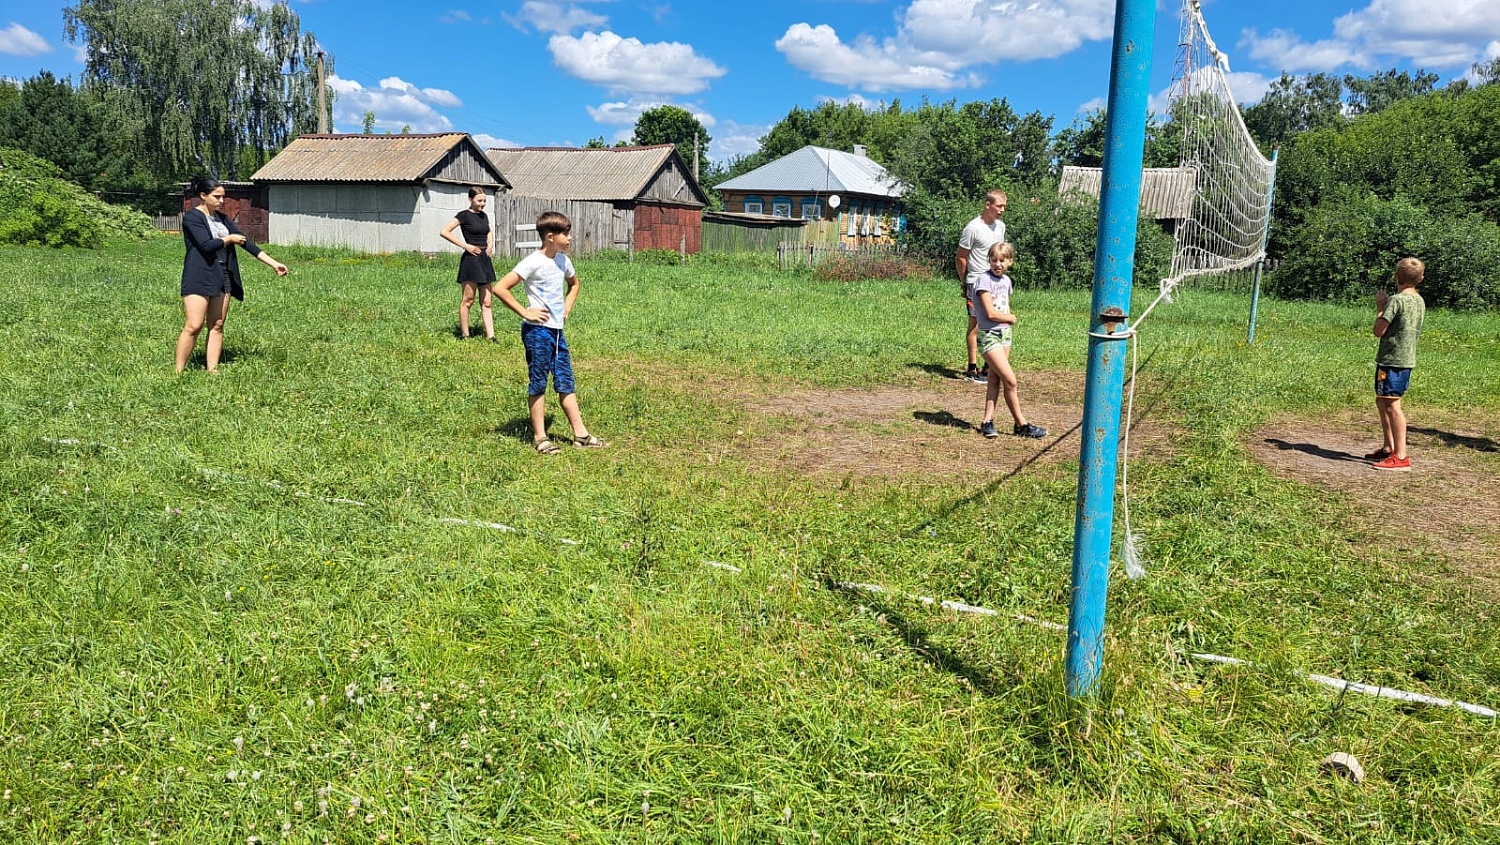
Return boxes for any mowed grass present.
[1,237,1497,844]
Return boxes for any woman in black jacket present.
[176,178,289,372]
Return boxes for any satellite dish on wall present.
[827,194,841,209]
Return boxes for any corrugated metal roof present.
[715,145,906,198]
[485,145,707,204]
[1058,165,1197,220]
[251,133,507,185]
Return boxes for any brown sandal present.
[534,438,561,455]
[573,434,607,449]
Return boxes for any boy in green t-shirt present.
[1367,256,1426,472]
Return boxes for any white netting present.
[1115,1,1276,580]
[1157,0,1276,300]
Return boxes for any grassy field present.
[2,237,1498,844]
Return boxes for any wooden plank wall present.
[490,195,632,257]
[634,204,701,252]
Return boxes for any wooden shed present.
[1058,165,1197,221]
[249,133,509,253]
[487,145,708,254]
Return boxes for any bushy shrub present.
[1269,190,1500,309]
[813,252,936,282]
[0,146,154,247]
[901,182,1174,290]
[0,181,106,247]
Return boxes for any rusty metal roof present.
[486,144,707,205]
[251,133,507,185]
[1058,165,1197,220]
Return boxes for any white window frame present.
[771,201,793,219]
[743,200,763,214]
[800,202,822,220]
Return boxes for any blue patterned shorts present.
[522,323,575,395]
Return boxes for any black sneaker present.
[965,366,987,384]
[1013,422,1047,439]
[979,420,998,439]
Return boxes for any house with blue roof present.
[714,145,907,244]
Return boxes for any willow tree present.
[64,0,328,181]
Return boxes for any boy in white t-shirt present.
[493,211,606,455]
[973,241,1047,440]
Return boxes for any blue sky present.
[3,0,1498,163]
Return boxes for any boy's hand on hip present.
[523,308,549,323]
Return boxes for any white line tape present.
[703,561,743,573]
[198,468,368,507]
[1190,653,1496,718]
[723,566,1497,720]
[438,517,580,546]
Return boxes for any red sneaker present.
[1363,447,1392,461]
[1371,454,1411,472]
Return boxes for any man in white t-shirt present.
[955,189,1008,383]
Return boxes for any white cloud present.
[777,0,1115,92]
[1240,28,1367,72]
[473,133,521,150]
[327,75,456,133]
[1075,96,1105,114]
[0,23,52,57]
[377,76,463,108]
[1241,0,1500,73]
[709,120,770,163]
[549,31,725,96]
[585,97,715,128]
[507,1,608,35]
[1146,69,1274,114]
[439,10,472,24]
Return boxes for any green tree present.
[1343,68,1438,116]
[584,136,608,149]
[1241,72,1345,150]
[1474,56,1500,86]
[631,104,710,173]
[64,0,328,181]
[362,111,376,133]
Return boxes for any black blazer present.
[181,208,263,301]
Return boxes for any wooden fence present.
[775,241,907,270]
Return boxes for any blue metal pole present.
[1246,147,1280,345]
[1065,0,1158,698]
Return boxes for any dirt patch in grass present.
[1247,408,1500,595]
[729,368,1177,487]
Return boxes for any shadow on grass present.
[907,361,969,381]
[914,409,974,430]
[825,578,1004,697]
[905,344,1182,537]
[181,346,258,371]
[1263,438,1367,463]
[1410,426,1499,453]
[492,416,543,444]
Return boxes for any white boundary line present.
[706,562,1496,720]
[1189,653,1496,719]
[34,435,1496,720]
[437,517,580,546]
[198,468,369,507]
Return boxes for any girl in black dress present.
[439,187,498,340]
[177,178,289,372]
